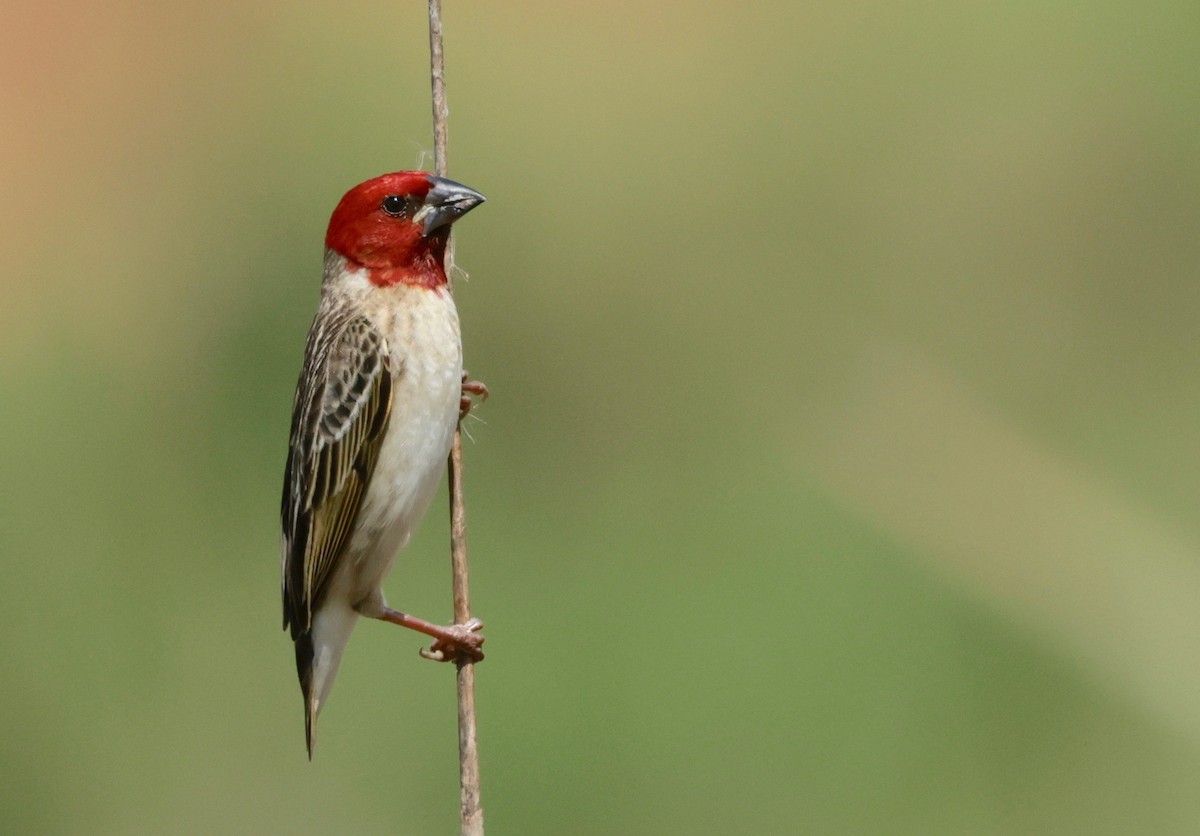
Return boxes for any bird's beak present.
[415,176,486,236]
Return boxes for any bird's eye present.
[381,195,407,216]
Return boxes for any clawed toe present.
[419,618,486,664]
[459,372,489,420]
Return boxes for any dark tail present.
[293,630,316,759]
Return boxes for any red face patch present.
[325,172,447,287]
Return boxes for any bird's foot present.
[376,608,486,664]
[460,372,488,420]
[419,617,486,664]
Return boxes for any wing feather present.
[281,314,394,637]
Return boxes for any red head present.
[325,171,486,287]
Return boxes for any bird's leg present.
[460,371,489,420]
[375,608,485,663]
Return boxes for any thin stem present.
[447,433,483,835]
[428,0,455,281]
[427,2,484,835]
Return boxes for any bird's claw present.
[460,372,489,420]
[419,617,485,664]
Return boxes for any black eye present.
[381,195,407,216]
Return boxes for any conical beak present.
[417,176,486,236]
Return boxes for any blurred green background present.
[4,1,1200,833]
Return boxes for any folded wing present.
[281,315,394,637]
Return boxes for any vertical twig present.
[427,2,484,835]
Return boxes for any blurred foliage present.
[3,1,1200,833]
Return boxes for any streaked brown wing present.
[281,315,394,636]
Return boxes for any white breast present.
[328,265,463,603]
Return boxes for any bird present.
[281,171,487,758]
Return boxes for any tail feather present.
[293,631,316,759]
[293,604,359,759]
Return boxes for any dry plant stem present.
[447,433,483,834]
[427,1,484,835]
